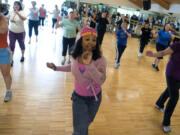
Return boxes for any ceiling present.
[70,0,180,10]
[129,0,180,10]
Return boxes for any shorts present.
[156,43,168,59]
[0,48,12,64]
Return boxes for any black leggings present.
[39,17,45,26]
[139,40,148,53]
[62,37,76,56]
[52,18,57,28]
[28,20,39,38]
[97,30,105,47]
[115,44,126,63]
[156,76,180,126]
[156,43,169,59]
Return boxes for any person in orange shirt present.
[39,4,47,27]
[0,4,13,102]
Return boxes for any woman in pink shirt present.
[47,27,107,135]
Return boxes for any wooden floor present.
[0,25,180,135]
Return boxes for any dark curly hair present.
[0,3,8,15]
[71,37,102,60]
[14,1,23,11]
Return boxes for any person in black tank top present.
[138,21,154,57]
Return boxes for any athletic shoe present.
[163,126,171,133]
[67,59,71,64]
[61,59,66,65]
[20,57,24,62]
[114,63,120,69]
[155,104,165,112]
[138,52,143,57]
[11,60,13,67]
[152,64,159,71]
[4,90,12,102]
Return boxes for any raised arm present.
[146,47,173,58]
[0,16,8,33]
[55,16,62,29]
[152,30,159,38]
[15,10,26,21]
[47,62,71,72]
[126,31,131,38]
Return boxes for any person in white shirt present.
[49,5,60,34]
[8,1,26,66]
[28,1,39,44]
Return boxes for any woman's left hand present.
[146,51,154,57]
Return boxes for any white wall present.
[5,0,65,12]
[150,3,180,15]
[69,0,139,9]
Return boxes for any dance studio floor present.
[0,25,180,135]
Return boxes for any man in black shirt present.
[138,21,154,57]
[96,11,110,47]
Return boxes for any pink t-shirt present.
[56,56,107,99]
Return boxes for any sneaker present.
[138,52,143,57]
[28,40,31,44]
[61,59,66,65]
[11,60,13,67]
[152,64,159,71]
[4,90,12,102]
[20,57,25,62]
[163,126,171,133]
[67,59,71,64]
[114,63,120,69]
[155,66,159,71]
[155,104,165,112]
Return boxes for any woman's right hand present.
[47,62,56,71]
[81,51,92,65]
[57,16,62,22]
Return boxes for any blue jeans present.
[28,20,39,37]
[71,91,102,135]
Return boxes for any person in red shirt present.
[39,4,47,27]
[0,6,13,102]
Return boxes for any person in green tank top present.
[56,8,80,65]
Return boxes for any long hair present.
[14,1,22,11]
[71,37,102,60]
[0,3,8,15]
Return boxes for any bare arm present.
[32,10,38,15]
[124,30,131,38]
[15,11,26,21]
[146,47,173,58]
[107,17,111,24]
[153,32,159,38]
[0,16,8,33]
[55,16,62,29]
[47,62,71,72]
[126,31,131,38]
[90,16,96,23]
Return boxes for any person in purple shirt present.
[47,27,107,135]
[146,42,180,133]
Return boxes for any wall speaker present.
[143,0,151,10]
